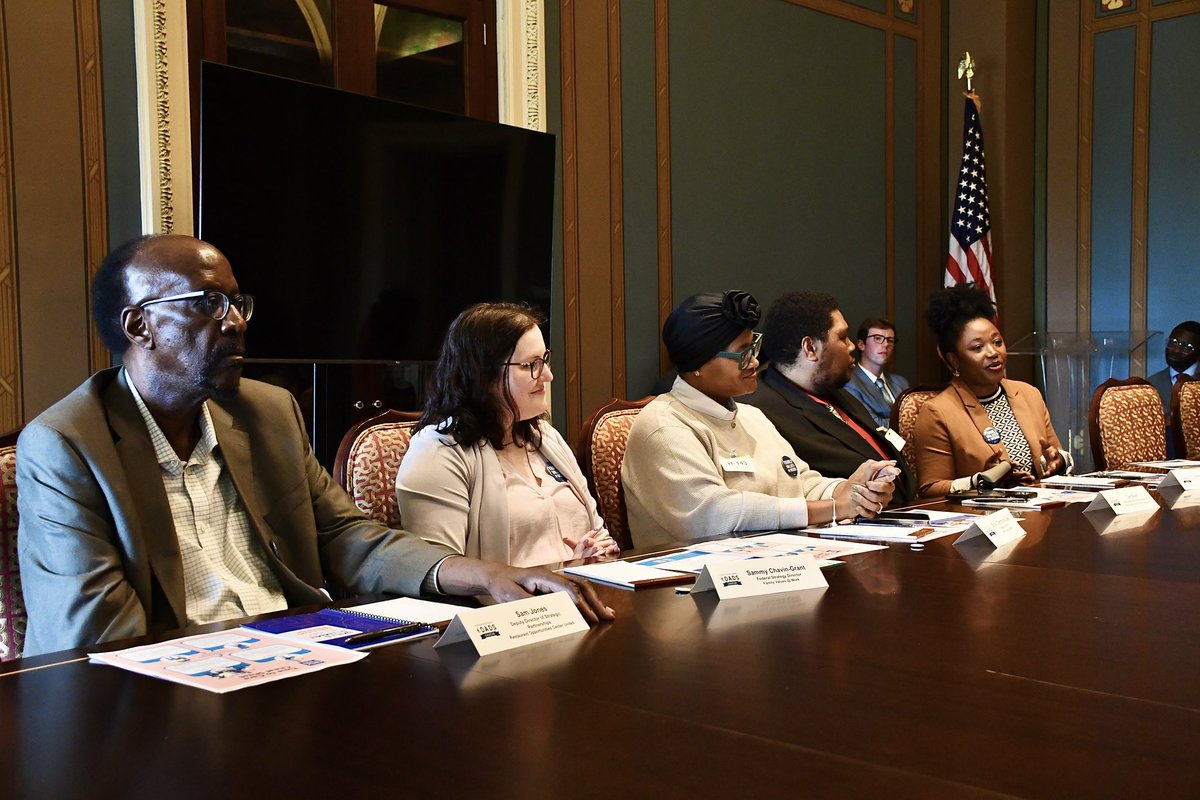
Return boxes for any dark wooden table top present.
[3,498,1198,798]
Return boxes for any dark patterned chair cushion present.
[0,443,25,661]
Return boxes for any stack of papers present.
[1131,459,1200,470]
[564,533,887,589]
[961,487,1094,509]
[1080,470,1166,486]
[1039,475,1126,491]
[562,561,694,590]
[802,510,979,542]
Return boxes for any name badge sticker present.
[720,456,755,474]
[982,426,1002,445]
[781,455,799,477]
[434,592,589,656]
[880,427,907,452]
[543,462,569,483]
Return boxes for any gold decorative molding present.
[0,0,20,430]
[497,0,545,131]
[134,0,193,235]
[75,0,110,373]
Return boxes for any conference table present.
[3,496,1199,798]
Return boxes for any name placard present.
[1083,485,1159,516]
[691,554,828,600]
[953,508,1025,548]
[434,592,589,656]
[1160,468,1200,495]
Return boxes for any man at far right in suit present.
[844,315,910,429]
[1148,320,1200,416]
[742,291,916,506]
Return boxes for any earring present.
[693,371,701,377]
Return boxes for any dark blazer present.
[16,368,451,656]
[844,365,910,429]
[742,366,916,505]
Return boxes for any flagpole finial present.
[957,51,976,93]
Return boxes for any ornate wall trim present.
[0,1,20,431]
[654,0,672,375]
[75,0,109,373]
[607,0,625,398]
[497,0,546,131]
[134,0,193,235]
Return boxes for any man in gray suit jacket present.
[742,292,915,506]
[17,235,612,656]
[843,315,910,429]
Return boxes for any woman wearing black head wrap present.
[914,283,1069,497]
[621,290,895,548]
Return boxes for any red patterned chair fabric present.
[1,428,25,662]
[1089,378,1166,471]
[1171,377,1200,460]
[579,397,655,552]
[333,410,423,527]
[890,386,943,480]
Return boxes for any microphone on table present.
[974,461,1013,492]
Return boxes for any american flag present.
[945,96,995,301]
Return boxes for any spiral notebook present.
[244,607,439,650]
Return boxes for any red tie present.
[1176,373,1188,385]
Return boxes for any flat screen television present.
[199,62,555,363]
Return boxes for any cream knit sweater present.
[622,378,843,548]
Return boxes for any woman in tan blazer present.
[914,284,1070,497]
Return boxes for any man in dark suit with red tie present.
[742,291,916,506]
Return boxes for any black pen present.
[343,622,431,646]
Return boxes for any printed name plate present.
[691,554,828,600]
[1083,485,1159,516]
[434,592,589,656]
[1159,468,1200,496]
[953,508,1026,548]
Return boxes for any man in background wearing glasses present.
[1148,321,1200,455]
[743,292,914,506]
[844,316,910,430]
[16,234,612,656]
[1148,321,1200,411]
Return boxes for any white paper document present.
[348,596,467,625]
[1131,459,1200,469]
[562,560,691,589]
[90,629,365,693]
[1039,475,1125,490]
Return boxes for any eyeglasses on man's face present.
[1168,337,1196,354]
[865,334,896,346]
[715,331,763,370]
[138,290,255,322]
[505,350,552,380]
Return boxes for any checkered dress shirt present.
[127,374,287,624]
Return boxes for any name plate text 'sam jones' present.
[434,591,589,656]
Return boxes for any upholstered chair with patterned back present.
[1089,377,1166,470]
[578,397,655,551]
[1170,377,1200,460]
[333,410,423,527]
[1,427,25,662]
[890,385,944,480]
